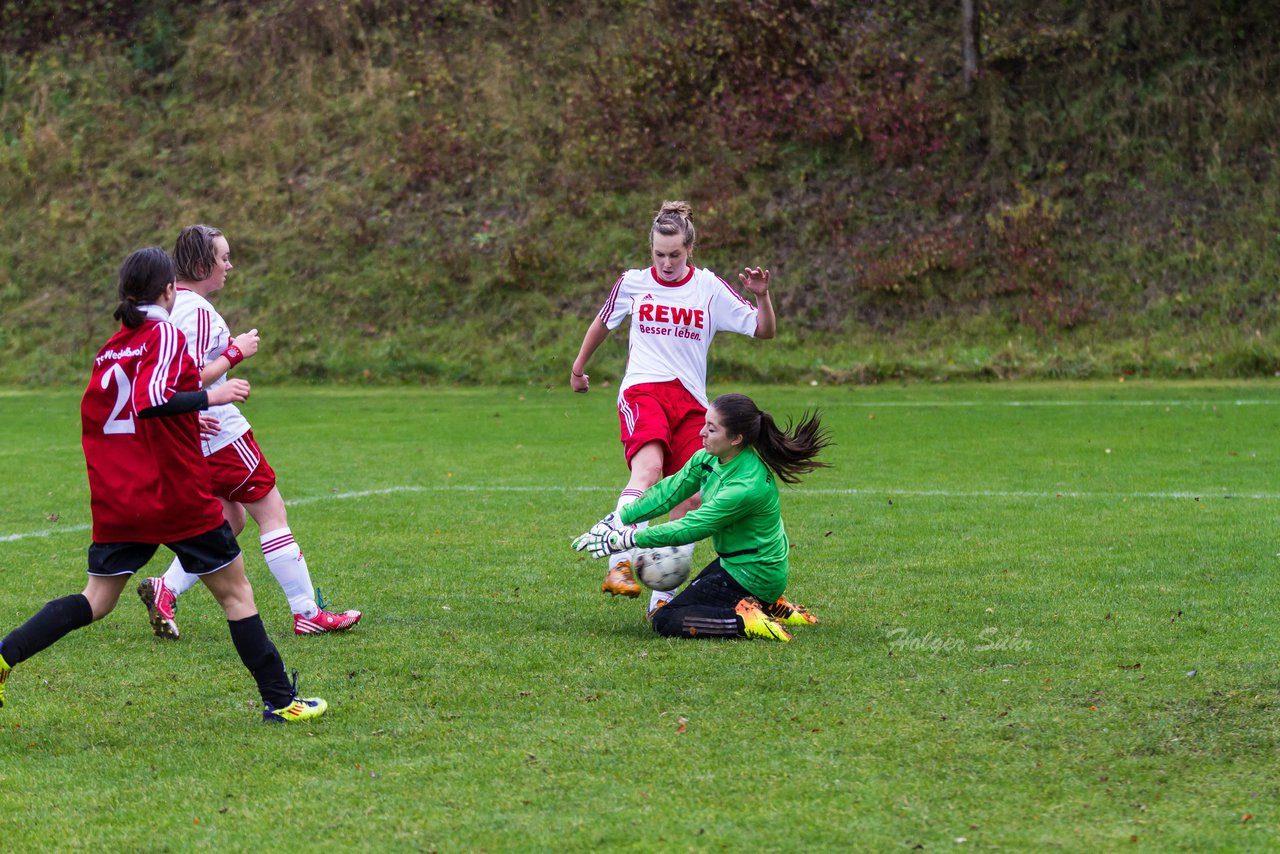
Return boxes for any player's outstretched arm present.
[570,318,610,393]
[739,268,776,339]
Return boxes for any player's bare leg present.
[81,574,131,620]
[142,497,244,639]
[242,488,362,635]
[602,443,665,598]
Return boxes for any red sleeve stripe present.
[715,274,754,308]
[597,274,627,323]
[195,308,210,369]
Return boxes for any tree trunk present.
[962,0,981,93]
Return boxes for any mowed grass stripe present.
[7,482,1279,543]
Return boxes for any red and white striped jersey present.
[80,306,224,543]
[170,287,251,455]
[597,265,758,407]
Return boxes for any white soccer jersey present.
[169,287,251,456]
[598,265,759,407]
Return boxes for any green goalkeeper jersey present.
[620,448,789,602]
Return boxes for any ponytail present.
[113,294,145,328]
[113,247,175,329]
[710,393,833,484]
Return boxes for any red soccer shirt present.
[81,311,224,543]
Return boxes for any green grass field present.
[1,381,1278,851]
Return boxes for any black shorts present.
[87,522,241,577]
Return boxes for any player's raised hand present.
[208,378,250,406]
[229,328,260,361]
[571,526,635,559]
[738,267,770,297]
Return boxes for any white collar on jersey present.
[141,303,171,322]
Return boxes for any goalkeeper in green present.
[573,393,832,641]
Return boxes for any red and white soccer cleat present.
[293,608,363,635]
[137,577,180,640]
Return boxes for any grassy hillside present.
[1,0,1277,386]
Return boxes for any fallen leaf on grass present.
[676,716,688,734]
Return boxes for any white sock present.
[648,589,674,611]
[609,489,645,570]
[260,527,318,618]
[160,556,202,598]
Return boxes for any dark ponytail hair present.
[710,393,832,484]
[113,247,175,329]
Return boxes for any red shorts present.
[618,380,706,476]
[206,431,278,504]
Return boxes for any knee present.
[633,464,663,488]
[650,607,680,637]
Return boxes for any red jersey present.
[81,308,224,543]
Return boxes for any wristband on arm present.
[223,343,244,368]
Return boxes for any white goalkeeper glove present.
[571,511,623,544]
[571,526,636,559]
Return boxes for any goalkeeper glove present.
[568,511,623,550]
[591,511,624,535]
[571,526,635,559]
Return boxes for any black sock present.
[1,594,95,666]
[227,614,293,708]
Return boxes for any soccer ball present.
[632,546,692,592]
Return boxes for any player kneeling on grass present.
[574,394,831,641]
[0,248,324,723]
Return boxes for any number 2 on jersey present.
[101,362,136,435]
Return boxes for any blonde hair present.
[650,200,695,249]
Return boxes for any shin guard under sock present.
[0,594,94,666]
[227,613,293,708]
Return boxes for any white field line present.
[818,399,1280,408]
[5,482,1277,544]
[1,486,429,544]
[429,484,1280,500]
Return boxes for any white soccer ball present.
[632,546,692,592]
